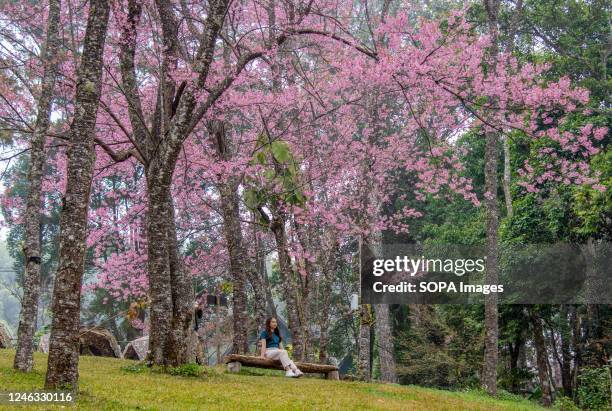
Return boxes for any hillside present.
[0,350,546,410]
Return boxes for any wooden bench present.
[224,354,340,380]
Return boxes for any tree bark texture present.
[483,0,501,396]
[165,188,195,365]
[483,130,500,396]
[44,0,110,390]
[249,224,278,320]
[529,309,553,406]
[508,336,523,392]
[145,176,173,366]
[502,135,513,217]
[366,227,397,383]
[251,219,272,325]
[318,230,337,363]
[569,305,581,395]
[374,304,398,383]
[501,0,522,219]
[208,120,248,354]
[293,220,318,362]
[357,304,372,381]
[145,165,194,366]
[14,0,61,373]
[559,305,573,397]
[268,205,305,360]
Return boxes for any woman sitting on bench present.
[259,317,303,378]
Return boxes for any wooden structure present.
[224,354,340,380]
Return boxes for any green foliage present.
[498,367,533,394]
[167,363,203,377]
[270,140,291,163]
[497,306,533,393]
[576,366,611,411]
[500,189,577,244]
[396,306,483,389]
[245,134,306,213]
[519,0,611,105]
[469,0,611,107]
[554,396,581,411]
[574,149,612,239]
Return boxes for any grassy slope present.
[0,350,545,410]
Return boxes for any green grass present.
[0,349,546,410]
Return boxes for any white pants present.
[265,348,296,370]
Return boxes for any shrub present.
[167,363,202,377]
[576,366,611,411]
[554,396,581,411]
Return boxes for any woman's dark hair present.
[264,317,282,342]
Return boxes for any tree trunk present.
[269,206,304,360]
[165,189,194,365]
[251,216,276,321]
[143,0,230,365]
[374,304,397,383]
[293,220,317,362]
[247,260,268,334]
[13,0,61,373]
[44,0,110,390]
[529,309,553,406]
[502,135,512,217]
[145,173,174,366]
[357,305,372,381]
[208,120,248,354]
[318,293,331,363]
[114,0,231,366]
[220,179,249,353]
[508,336,523,392]
[559,305,573,397]
[145,168,194,366]
[483,131,500,396]
[482,0,501,396]
[569,305,581,397]
[252,219,272,323]
[501,0,522,219]
[318,231,337,363]
[356,236,372,381]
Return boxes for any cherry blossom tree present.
[1,0,606,390]
[11,0,61,373]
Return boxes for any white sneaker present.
[285,370,297,378]
[294,369,304,378]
